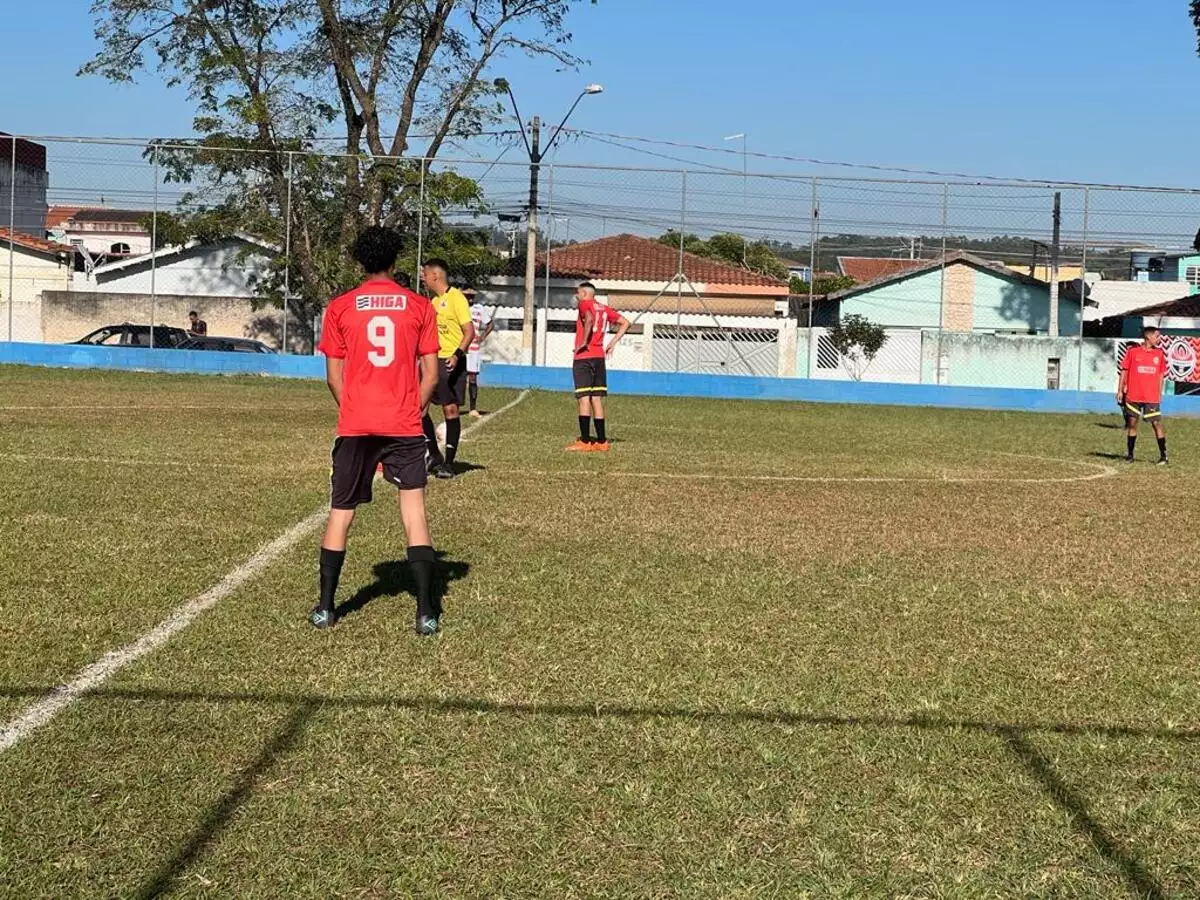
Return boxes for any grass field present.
[0,364,1197,899]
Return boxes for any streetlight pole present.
[497,79,603,365]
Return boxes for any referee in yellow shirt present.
[420,258,476,480]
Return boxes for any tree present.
[657,231,788,281]
[81,0,590,345]
[826,313,888,381]
[789,274,856,296]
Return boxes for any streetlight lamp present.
[496,78,603,365]
[724,133,747,265]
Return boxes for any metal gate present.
[651,324,780,376]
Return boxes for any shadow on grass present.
[336,553,470,622]
[1094,422,1126,431]
[1000,728,1166,900]
[134,702,317,900]
[1089,451,1130,461]
[1,686,1182,899]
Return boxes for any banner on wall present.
[1119,336,1200,383]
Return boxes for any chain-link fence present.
[5,134,1200,398]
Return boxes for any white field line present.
[0,390,529,755]
[514,454,1118,486]
[0,453,317,471]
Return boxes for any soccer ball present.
[436,421,447,449]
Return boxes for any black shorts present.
[432,357,468,407]
[1124,401,1162,421]
[330,435,426,510]
[573,357,608,397]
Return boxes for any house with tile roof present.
[0,228,73,304]
[821,251,1081,335]
[0,228,73,340]
[47,206,154,262]
[483,233,790,317]
[837,256,925,284]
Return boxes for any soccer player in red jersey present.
[312,227,442,633]
[1118,324,1169,465]
[566,282,629,452]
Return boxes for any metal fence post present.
[283,151,293,354]
[1077,187,1090,395]
[675,170,687,373]
[6,134,15,342]
[541,163,555,366]
[936,182,949,385]
[414,158,427,290]
[806,176,818,378]
[150,143,159,348]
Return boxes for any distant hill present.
[766,234,1132,280]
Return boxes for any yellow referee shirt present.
[433,287,472,359]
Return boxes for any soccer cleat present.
[308,607,335,629]
[416,615,439,636]
[1157,457,1169,466]
[1125,455,1135,464]
[426,453,444,474]
[565,439,592,452]
[588,441,611,452]
[434,462,456,480]
[469,409,483,418]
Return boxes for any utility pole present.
[497,79,602,365]
[1048,192,1061,338]
[522,116,541,366]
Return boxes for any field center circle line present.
[0,391,530,756]
[507,453,1117,485]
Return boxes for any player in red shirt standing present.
[313,227,443,633]
[566,282,630,452]
[1118,324,1169,465]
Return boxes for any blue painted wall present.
[8,341,1200,416]
[838,263,1071,335]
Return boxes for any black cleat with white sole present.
[416,615,439,636]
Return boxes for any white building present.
[47,206,153,264]
[0,229,73,341]
[78,235,277,297]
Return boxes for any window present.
[110,242,131,255]
[1186,266,1200,287]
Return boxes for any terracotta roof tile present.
[0,228,73,256]
[46,206,83,228]
[523,233,787,288]
[838,256,925,283]
[1121,293,1200,318]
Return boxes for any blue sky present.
[3,0,1198,186]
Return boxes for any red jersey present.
[1122,345,1168,404]
[317,277,439,437]
[575,299,621,360]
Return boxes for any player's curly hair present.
[352,226,403,274]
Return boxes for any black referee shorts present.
[432,357,468,407]
[330,435,427,510]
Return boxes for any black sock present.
[1158,436,1167,458]
[318,547,346,614]
[1127,435,1137,458]
[469,382,478,411]
[594,418,606,443]
[407,545,437,620]
[444,417,461,464]
[579,415,591,442]
[422,414,442,462]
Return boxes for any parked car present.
[72,324,191,349]
[178,336,276,354]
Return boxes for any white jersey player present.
[466,301,495,416]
